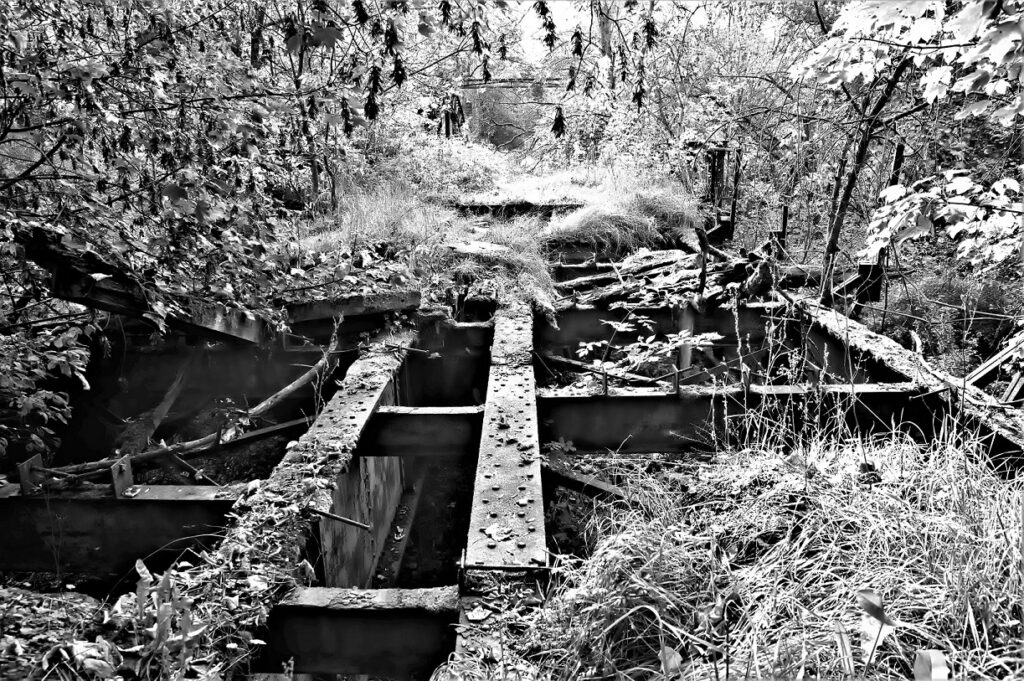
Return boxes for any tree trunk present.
[820,57,912,304]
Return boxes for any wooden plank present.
[542,455,625,500]
[465,306,547,569]
[266,586,458,677]
[966,331,1024,387]
[555,251,695,291]
[1002,373,1024,405]
[0,484,244,573]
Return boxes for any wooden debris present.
[1002,373,1024,405]
[538,352,662,387]
[965,330,1024,388]
[287,290,421,324]
[556,250,699,292]
[542,454,626,500]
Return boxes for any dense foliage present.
[0,0,510,460]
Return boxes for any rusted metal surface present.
[465,305,547,569]
[538,382,927,453]
[300,331,413,587]
[358,406,484,458]
[801,301,1024,466]
[0,483,243,573]
[266,586,458,677]
[287,290,421,324]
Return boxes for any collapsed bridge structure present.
[3,204,1024,680]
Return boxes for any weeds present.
[542,189,701,260]
[524,416,1024,680]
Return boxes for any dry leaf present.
[660,645,683,677]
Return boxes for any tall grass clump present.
[299,177,469,253]
[526,424,1024,679]
[417,214,555,310]
[541,188,701,259]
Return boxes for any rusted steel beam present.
[537,382,927,453]
[800,301,1024,469]
[465,305,547,569]
[303,333,414,588]
[265,586,458,677]
[287,290,421,324]
[357,406,484,458]
[0,483,244,573]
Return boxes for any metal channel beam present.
[357,406,484,457]
[538,382,928,453]
[304,332,414,588]
[465,306,547,569]
[265,586,458,678]
[0,484,243,573]
[803,301,1024,467]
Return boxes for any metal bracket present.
[110,454,134,498]
[17,454,43,495]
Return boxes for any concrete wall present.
[319,381,407,588]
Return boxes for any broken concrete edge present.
[82,330,415,676]
[800,299,1024,460]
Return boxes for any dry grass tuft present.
[541,189,701,260]
[526,425,1024,679]
[299,178,470,253]
[415,214,555,311]
[296,177,554,307]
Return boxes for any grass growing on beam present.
[521,425,1024,680]
[300,178,469,254]
[297,177,554,308]
[541,189,702,260]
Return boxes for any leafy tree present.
[0,0,503,460]
[794,0,1024,271]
